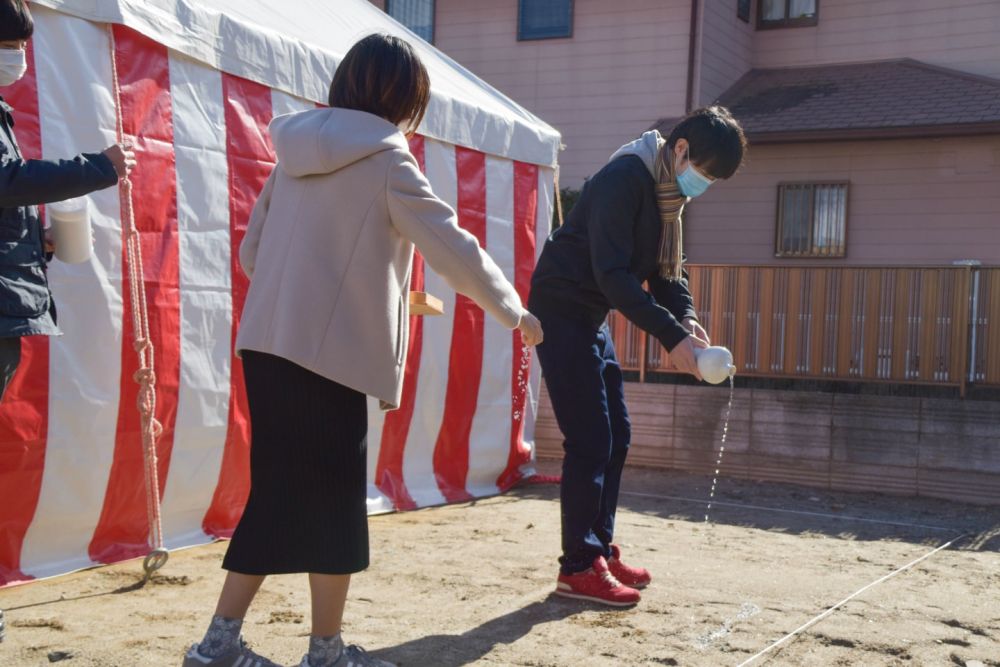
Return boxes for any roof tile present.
[654,60,1000,140]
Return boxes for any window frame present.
[385,0,436,44]
[737,0,752,23]
[757,0,819,30]
[774,180,849,259]
[517,0,574,42]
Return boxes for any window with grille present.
[518,0,573,41]
[758,0,818,28]
[386,0,435,43]
[775,182,848,258]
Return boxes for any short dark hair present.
[0,0,33,42]
[666,106,747,180]
[328,33,431,136]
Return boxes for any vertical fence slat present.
[783,269,803,374]
[834,269,854,377]
[954,268,971,395]
[989,270,1000,384]
[708,266,726,346]
[758,268,775,375]
[773,269,788,372]
[809,269,828,376]
[823,270,839,375]
[861,269,881,377]
[916,270,937,382]
[734,267,752,372]
[890,269,911,381]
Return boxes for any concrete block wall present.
[535,382,1000,505]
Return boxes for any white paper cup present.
[49,197,92,264]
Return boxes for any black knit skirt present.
[222,350,369,575]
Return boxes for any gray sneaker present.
[182,637,283,667]
[298,645,396,667]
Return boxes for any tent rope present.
[107,25,169,581]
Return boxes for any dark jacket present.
[0,96,118,337]
[529,154,698,352]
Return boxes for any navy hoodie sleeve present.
[648,264,699,325]
[587,161,690,351]
[0,153,119,208]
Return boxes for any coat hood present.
[270,108,410,178]
[608,129,665,178]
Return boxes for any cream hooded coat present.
[235,108,525,409]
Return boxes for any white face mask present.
[0,48,27,87]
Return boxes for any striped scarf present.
[654,149,689,280]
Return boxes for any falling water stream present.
[512,344,532,425]
[704,372,737,523]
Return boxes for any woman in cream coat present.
[182,34,543,667]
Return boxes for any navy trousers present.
[535,310,631,575]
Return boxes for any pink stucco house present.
[371,0,1000,267]
[371,1,1000,502]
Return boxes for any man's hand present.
[669,334,709,381]
[517,311,544,347]
[102,143,137,179]
[683,317,710,346]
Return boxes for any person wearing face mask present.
[0,0,135,405]
[528,106,747,606]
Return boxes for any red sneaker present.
[608,544,652,589]
[555,556,641,607]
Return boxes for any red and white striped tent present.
[0,0,559,586]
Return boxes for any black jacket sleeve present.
[0,152,119,208]
[648,264,699,325]
[587,162,690,351]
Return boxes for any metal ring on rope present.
[142,548,170,581]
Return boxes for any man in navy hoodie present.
[530,106,746,606]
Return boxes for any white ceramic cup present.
[48,197,92,264]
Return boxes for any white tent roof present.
[35,0,561,167]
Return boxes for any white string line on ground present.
[619,490,959,534]
[733,532,970,667]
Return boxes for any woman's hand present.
[669,334,708,381]
[517,311,544,347]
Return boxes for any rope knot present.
[133,368,156,385]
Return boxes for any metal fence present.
[610,265,1000,394]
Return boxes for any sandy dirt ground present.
[1,460,998,667]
